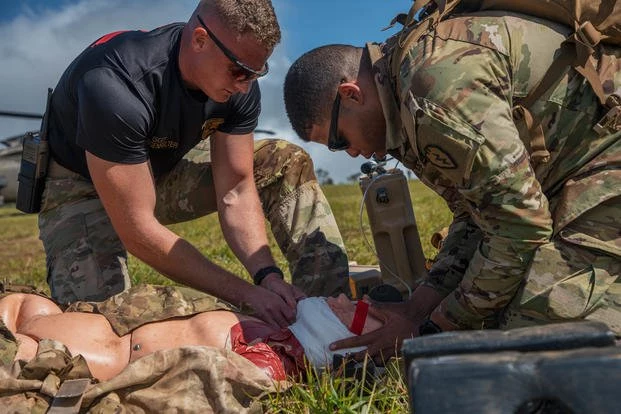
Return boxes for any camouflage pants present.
[39,139,349,304]
[500,196,621,335]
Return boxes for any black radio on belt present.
[16,88,53,214]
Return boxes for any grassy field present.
[0,180,451,413]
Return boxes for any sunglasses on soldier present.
[197,15,269,81]
[327,84,350,152]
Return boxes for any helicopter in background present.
[0,133,27,203]
[0,110,42,203]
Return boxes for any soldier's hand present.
[329,305,421,362]
[262,273,306,307]
[249,276,305,328]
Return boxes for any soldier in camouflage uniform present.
[39,0,349,328]
[284,11,621,357]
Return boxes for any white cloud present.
[0,0,364,182]
[0,0,195,132]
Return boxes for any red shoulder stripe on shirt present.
[91,31,128,47]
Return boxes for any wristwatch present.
[418,318,443,336]
[253,265,284,285]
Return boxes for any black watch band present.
[253,266,284,285]
[418,318,443,336]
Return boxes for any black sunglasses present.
[327,86,350,152]
[196,15,269,81]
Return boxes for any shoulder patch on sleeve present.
[415,100,483,187]
[424,145,457,169]
[201,118,225,140]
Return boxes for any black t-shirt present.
[48,23,261,179]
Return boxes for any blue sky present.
[0,0,409,182]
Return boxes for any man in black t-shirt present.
[39,0,350,328]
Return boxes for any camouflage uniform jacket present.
[368,11,621,328]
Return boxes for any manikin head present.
[326,294,383,335]
[179,0,281,102]
[288,295,382,369]
[230,294,387,380]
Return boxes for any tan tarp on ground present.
[0,339,279,413]
[0,285,285,413]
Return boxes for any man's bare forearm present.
[216,177,278,276]
[84,152,261,305]
[122,219,256,306]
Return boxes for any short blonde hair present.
[197,0,281,49]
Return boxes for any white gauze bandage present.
[288,297,366,369]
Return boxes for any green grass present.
[0,180,451,413]
[264,357,410,413]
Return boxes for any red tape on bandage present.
[349,300,369,335]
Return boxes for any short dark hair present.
[284,45,363,141]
